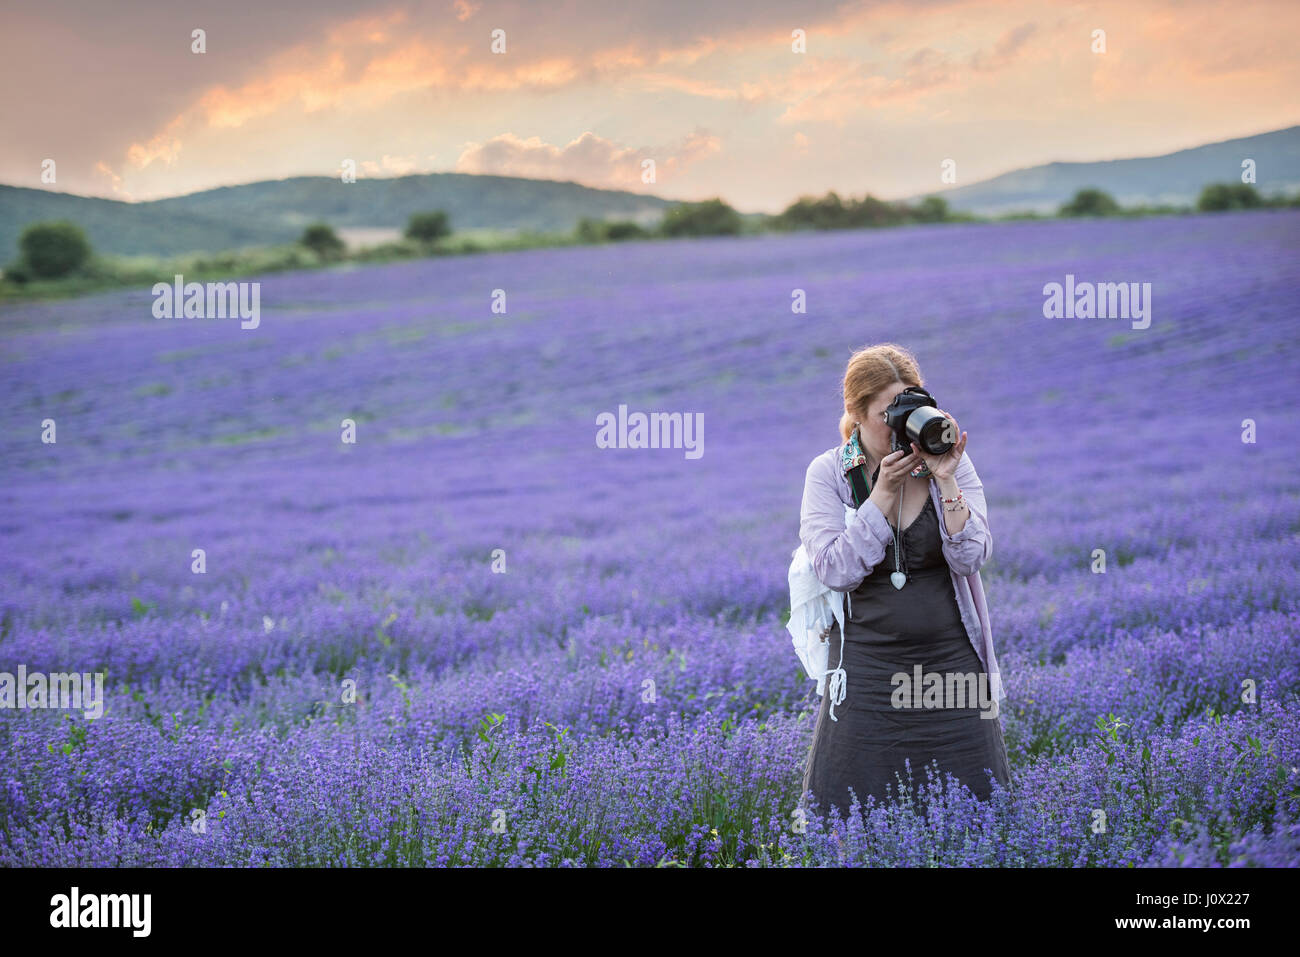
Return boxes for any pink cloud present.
[454,129,722,188]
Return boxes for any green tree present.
[1197,182,1262,212]
[576,218,648,242]
[405,210,451,242]
[604,220,648,240]
[912,196,950,223]
[575,217,606,242]
[18,220,92,278]
[845,194,907,228]
[775,192,847,230]
[773,190,928,230]
[659,198,743,237]
[1058,188,1121,217]
[299,222,345,257]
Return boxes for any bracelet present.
[941,489,966,511]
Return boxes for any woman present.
[799,343,1012,821]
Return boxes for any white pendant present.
[890,571,907,589]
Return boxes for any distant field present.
[335,226,404,249]
[335,226,532,248]
[1,210,1298,866]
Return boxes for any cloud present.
[15,0,1298,202]
[110,15,658,176]
[454,129,722,188]
[124,116,185,169]
[89,1,1031,189]
[452,0,480,21]
[89,0,858,190]
[769,19,1042,124]
[359,154,426,175]
[970,22,1038,72]
[92,161,131,199]
[629,70,764,104]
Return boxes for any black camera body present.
[883,386,954,456]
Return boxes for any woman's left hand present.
[910,410,966,480]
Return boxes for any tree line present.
[4,181,1297,286]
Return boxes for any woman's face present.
[853,384,909,463]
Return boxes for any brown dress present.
[801,491,1012,820]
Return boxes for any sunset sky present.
[2,0,1296,211]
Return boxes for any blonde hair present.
[837,343,924,443]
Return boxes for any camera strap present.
[847,464,872,509]
[840,428,879,510]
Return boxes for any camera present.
[882,386,954,456]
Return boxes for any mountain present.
[4,125,1298,260]
[904,126,1300,216]
[0,174,679,259]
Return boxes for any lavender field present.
[2,210,1299,866]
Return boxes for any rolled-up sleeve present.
[938,452,992,576]
[800,453,895,591]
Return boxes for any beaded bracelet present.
[941,489,966,511]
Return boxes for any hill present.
[0,173,679,259]
[4,124,1298,260]
[905,125,1300,215]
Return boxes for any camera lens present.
[906,406,953,455]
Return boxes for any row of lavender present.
[2,211,1298,864]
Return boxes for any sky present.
[2,0,1297,212]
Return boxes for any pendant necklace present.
[890,480,908,590]
[859,430,910,590]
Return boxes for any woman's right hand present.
[866,447,924,518]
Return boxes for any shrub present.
[2,259,33,284]
[1197,182,1262,212]
[659,198,743,237]
[773,192,848,230]
[604,220,648,240]
[912,196,950,223]
[847,194,908,227]
[18,220,92,278]
[299,222,345,257]
[575,218,649,242]
[1058,188,1121,217]
[772,192,942,230]
[405,211,451,242]
[574,217,604,243]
